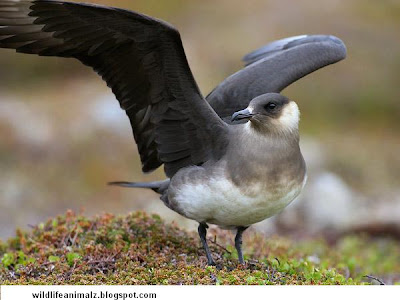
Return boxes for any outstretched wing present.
[0,0,228,177]
[206,35,347,122]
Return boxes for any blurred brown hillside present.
[0,0,399,239]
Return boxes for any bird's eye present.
[265,102,277,110]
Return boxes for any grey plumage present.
[0,0,346,266]
[108,180,170,194]
[207,35,346,122]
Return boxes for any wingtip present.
[327,35,347,60]
[242,34,347,65]
[242,34,309,65]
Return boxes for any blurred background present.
[0,0,399,240]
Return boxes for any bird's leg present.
[198,223,215,266]
[235,226,248,265]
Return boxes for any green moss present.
[0,211,399,285]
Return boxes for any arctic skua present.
[0,0,346,265]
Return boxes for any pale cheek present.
[278,103,299,130]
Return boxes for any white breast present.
[169,170,306,228]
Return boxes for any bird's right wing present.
[0,0,229,177]
[206,35,347,122]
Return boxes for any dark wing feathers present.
[0,0,228,177]
[242,34,310,66]
[0,2,346,176]
[206,35,347,122]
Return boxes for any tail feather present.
[108,179,169,194]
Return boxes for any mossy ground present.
[0,211,399,285]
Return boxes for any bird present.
[0,0,346,266]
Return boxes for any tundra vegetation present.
[1,211,399,285]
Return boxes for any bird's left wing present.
[0,0,229,177]
[206,35,347,122]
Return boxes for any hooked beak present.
[231,108,254,122]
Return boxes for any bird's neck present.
[228,123,302,168]
[226,124,304,189]
[244,121,300,145]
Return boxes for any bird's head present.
[231,93,300,135]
